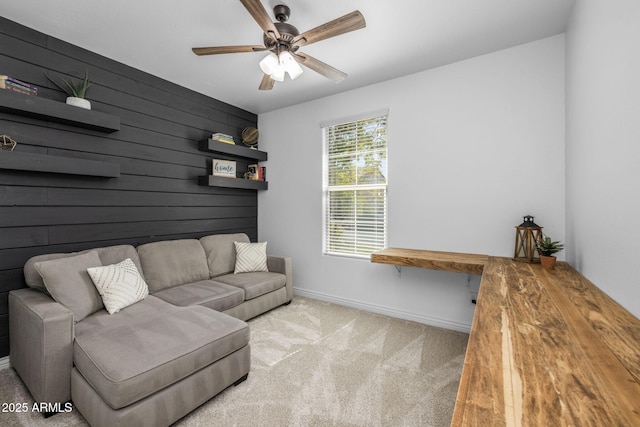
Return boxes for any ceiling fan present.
[192,0,366,90]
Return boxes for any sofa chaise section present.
[73,296,249,410]
[72,296,250,427]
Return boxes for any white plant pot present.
[66,97,91,110]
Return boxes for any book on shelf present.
[213,138,235,145]
[211,133,235,144]
[1,82,37,95]
[0,75,35,88]
[0,75,38,95]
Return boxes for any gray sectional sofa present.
[9,233,293,427]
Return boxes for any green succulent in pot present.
[536,235,564,270]
[536,236,564,256]
[45,69,92,110]
[46,69,92,98]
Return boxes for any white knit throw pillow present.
[234,241,268,274]
[87,258,149,314]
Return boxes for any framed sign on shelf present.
[212,159,236,178]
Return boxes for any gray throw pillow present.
[34,251,104,322]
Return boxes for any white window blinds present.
[322,112,388,258]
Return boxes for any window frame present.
[321,110,389,259]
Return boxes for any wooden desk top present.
[371,248,488,275]
[371,247,640,425]
[452,257,640,426]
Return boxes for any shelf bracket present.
[394,265,402,277]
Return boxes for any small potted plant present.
[536,235,564,270]
[45,70,92,110]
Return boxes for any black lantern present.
[513,215,543,263]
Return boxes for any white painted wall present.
[565,1,640,317]
[258,35,565,331]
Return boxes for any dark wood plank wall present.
[0,17,259,358]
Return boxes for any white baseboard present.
[293,287,472,334]
[0,356,10,371]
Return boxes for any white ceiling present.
[1,0,575,114]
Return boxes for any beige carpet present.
[0,297,469,427]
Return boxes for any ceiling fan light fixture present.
[259,50,303,81]
[279,51,303,80]
[270,66,286,82]
[287,64,304,80]
[259,52,279,75]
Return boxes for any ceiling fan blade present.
[239,0,280,41]
[192,45,266,55]
[259,73,275,90]
[294,52,347,83]
[293,11,365,47]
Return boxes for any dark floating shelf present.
[198,139,267,162]
[198,175,268,190]
[0,151,120,178]
[0,90,120,133]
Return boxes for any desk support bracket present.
[394,265,402,276]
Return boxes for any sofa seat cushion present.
[215,272,287,300]
[153,280,244,312]
[73,296,249,410]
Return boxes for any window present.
[322,111,388,258]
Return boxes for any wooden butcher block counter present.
[371,249,640,426]
[452,257,640,426]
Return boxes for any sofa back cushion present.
[33,251,104,322]
[94,245,145,279]
[137,239,209,292]
[200,233,250,277]
[24,245,143,295]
